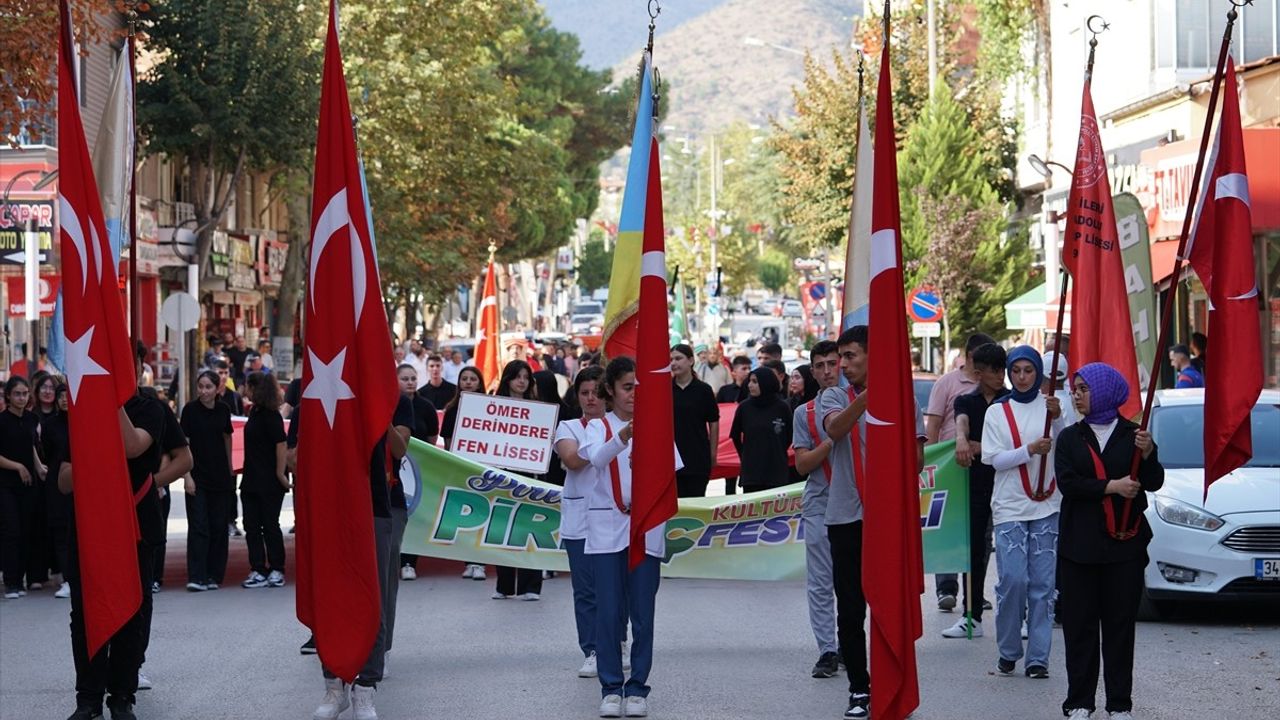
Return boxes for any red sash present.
[1000,402,1054,501]
[601,418,628,513]
[133,474,154,506]
[847,388,865,498]
[804,400,833,483]
[1085,442,1139,541]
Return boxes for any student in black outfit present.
[418,354,457,409]
[729,367,793,492]
[716,356,752,403]
[180,370,235,591]
[29,373,59,585]
[532,370,569,487]
[440,366,487,581]
[213,361,245,416]
[0,377,42,597]
[240,372,290,589]
[669,344,721,498]
[43,384,74,599]
[787,364,820,411]
[492,361,543,600]
[941,343,1007,638]
[145,386,190,594]
[1056,362,1163,720]
[395,363,438,581]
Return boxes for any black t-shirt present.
[288,395,412,519]
[387,395,415,511]
[124,394,173,545]
[242,407,286,494]
[180,400,234,492]
[409,395,439,444]
[672,377,721,477]
[284,378,302,413]
[217,389,245,416]
[716,381,747,404]
[417,379,456,411]
[441,404,460,446]
[730,398,793,490]
[0,410,38,487]
[225,346,251,384]
[953,388,1007,494]
[39,412,72,523]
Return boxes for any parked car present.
[911,372,938,414]
[741,288,769,313]
[781,299,804,318]
[1140,389,1280,619]
[759,297,780,317]
[570,301,605,334]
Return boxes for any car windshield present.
[573,304,600,315]
[1149,403,1280,469]
[912,378,935,415]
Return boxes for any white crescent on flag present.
[310,188,368,328]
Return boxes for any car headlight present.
[1153,495,1225,531]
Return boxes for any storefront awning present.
[1005,283,1050,330]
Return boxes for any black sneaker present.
[300,635,317,654]
[982,599,993,610]
[997,658,1016,674]
[937,593,957,612]
[811,651,840,678]
[105,697,136,720]
[66,707,103,720]
[1025,664,1049,679]
[844,693,870,719]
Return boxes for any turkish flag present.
[1185,60,1262,496]
[295,0,399,682]
[862,37,923,720]
[1062,80,1141,419]
[474,261,501,393]
[58,0,142,657]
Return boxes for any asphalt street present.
[2,516,1277,720]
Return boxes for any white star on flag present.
[64,326,109,403]
[304,347,355,427]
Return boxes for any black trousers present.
[242,488,286,575]
[676,471,710,498]
[185,487,230,585]
[0,481,25,591]
[69,541,153,708]
[960,481,995,621]
[495,565,542,596]
[828,521,870,694]
[150,489,171,585]
[24,480,49,584]
[1059,555,1145,715]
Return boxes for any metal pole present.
[128,29,141,380]
[926,0,937,97]
[24,216,38,379]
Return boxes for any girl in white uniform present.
[577,357,681,718]
[553,366,608,679]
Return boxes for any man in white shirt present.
[442,349,465,385]
[405,340,428,389]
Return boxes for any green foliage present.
[575,233,614,293]
[757,248,791,294]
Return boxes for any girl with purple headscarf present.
[980,345,1065,680]
[1055,362,1164,720]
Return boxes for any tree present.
[575,232,613,293]
[757,248,791,294]
[1,0,113,144]
[136,0,323,274]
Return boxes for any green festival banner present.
[400,439,969,580]
[1114,191,1158,394]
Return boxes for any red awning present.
[1151,238,1182,284]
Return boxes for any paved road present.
[2,526,1276,720]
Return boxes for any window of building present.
[1162,0,1279,74]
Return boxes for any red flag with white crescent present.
[58,0,143,657]
[863,33,923,720]
[1185,60,1262,496]
[295,0,399,682]
[1062,80,1141,418]
[474,261,501,392]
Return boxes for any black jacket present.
[729,397,793,490]
[1055,418,1164,564]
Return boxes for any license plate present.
[1256,558,1280,580]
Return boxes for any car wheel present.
[1136,584,1171,622]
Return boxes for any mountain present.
[541,0,860,137]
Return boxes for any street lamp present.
[1027,153,1074,181]
[2,168,58,379]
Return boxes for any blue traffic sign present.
[907,287,943,323]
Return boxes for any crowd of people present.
[0,320,1177,720]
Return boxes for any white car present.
[1140,388,1280,619]
[781,299,804,318]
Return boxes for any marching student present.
[820,325,927,719]
[0,377,41,598]
[729,367,792,492]
[553,366,608,678]
[395,363,438,582]
[440,365,487,582]
[492,361,543,600]
[790,340,841,678]
[578,356,682,718]
[239,373,290,589]
[179,370,235,592]
[981,346,1063,679]
[1056,363,1163,720]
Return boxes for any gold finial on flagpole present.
[487,241,497,263]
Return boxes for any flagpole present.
[127,8,140,379]
[1034,19,1108,499]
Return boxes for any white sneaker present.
[599,694,623,718]
[351,683,377,720]
[4,590,20,600]
[401,565,417,581]
[55,582,70,599]
[491,591,511,600]
[1066,710,1091,720]
[1021,621,1029,639]
[461,564,475,579]
[267,570,286,587]
[624,696,648,717]
[578,652,598,678]
[242,571,269,589]
[186,582,208,592]
[137,671,152,690]
[941,617,983,638]
[521,592,541,601]
[471,565,486,581]
[29,582,42,590]
[313,678,350,720]
[1108,713,1133,720]
[621,641,631,672]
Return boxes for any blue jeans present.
[564,538,597,657]
[993,513,1059,668]
[593,550,659,698]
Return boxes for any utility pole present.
[927,0,938,97]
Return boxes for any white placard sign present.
[451,392,561,474]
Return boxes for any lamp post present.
[3,168,58,379]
